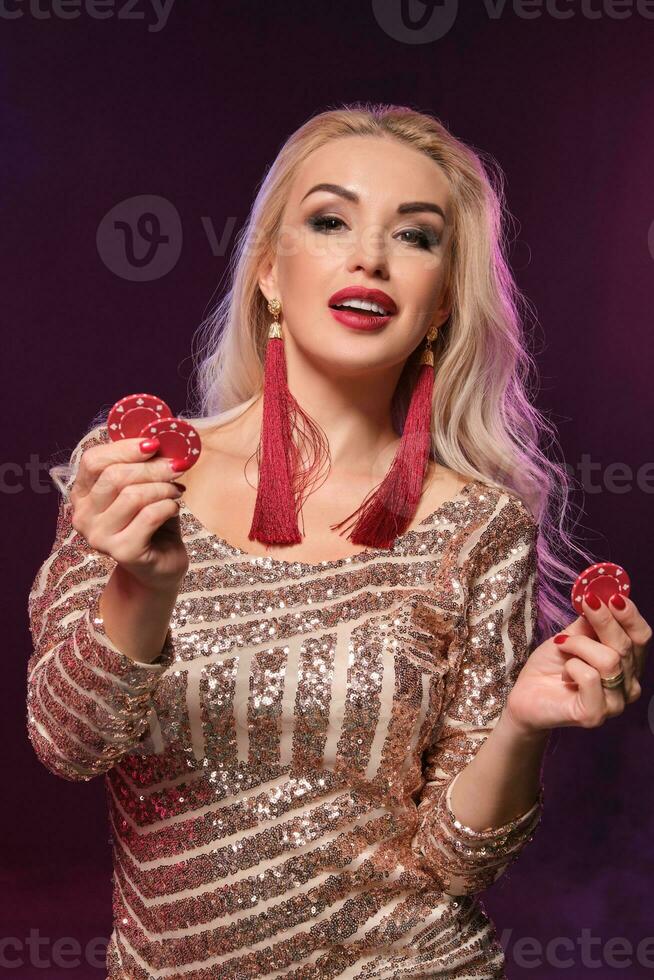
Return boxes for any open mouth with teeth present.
[329,299,392,317]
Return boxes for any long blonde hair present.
[51,102,593,640]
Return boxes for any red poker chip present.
[571,561,631,616]
[137,417,202,469]
[107,393,173,441]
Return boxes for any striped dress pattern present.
[26,423,544,979]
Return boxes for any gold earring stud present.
[268,298,282,339]
[419,325,439,367]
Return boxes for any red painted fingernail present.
[553,633,569,644]
[585,592,602,610]
[139,438,160,453]
[170,457,192,473]
[610,593,626,610]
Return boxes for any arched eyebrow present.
[300,182,446,221]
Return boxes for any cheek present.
[277,253,336,328]
[276,242,324,301]
[399,298,438,339]
[394,256,447,313]
[411,265,446,335]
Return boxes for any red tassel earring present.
[248,297,329,547]
[329,325,439,549]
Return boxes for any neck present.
[285,330,413,474]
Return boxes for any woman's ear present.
[257,255,278,303]
[432,281,452,328]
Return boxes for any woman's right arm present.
[26,424,186,782]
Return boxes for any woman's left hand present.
[505,592,652,734]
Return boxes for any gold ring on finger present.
[600,670,625,690]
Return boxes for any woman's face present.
[260,134,452,380]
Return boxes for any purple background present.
[5,2,653,977]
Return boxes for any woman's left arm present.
[412,502,651,896]
[411,507,547,895]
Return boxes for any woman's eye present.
[306,214,440,250]
[307,214,344,233]
[398,227,441,250]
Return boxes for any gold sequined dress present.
[27,424,544,979]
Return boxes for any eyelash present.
[306,213,441,250]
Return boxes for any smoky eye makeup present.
[305,211,443,250]
[401,223,442,248]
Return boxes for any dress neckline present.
[178,479,481,571]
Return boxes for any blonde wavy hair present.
[51,101,593,640]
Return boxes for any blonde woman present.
[27,104,650,979]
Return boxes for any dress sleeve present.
[410,502,544,896]
[26,425,175,782]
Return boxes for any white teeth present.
[334,298,390,315]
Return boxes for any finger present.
[581,593,641,700]
[561,613,599,641]
[578,621,639,698]
[71,435,162,498]
[581,592,635,662]
[83,450,181,515]
[557,631,638,707]
[110,498,183,563]
[606,593,652,677]
[563,656,625,725]
[554,631,622,680]
[95,482,184,540]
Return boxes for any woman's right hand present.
[69,436,191,593]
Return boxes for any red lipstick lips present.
[328,286,398,331]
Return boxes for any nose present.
[345,225,390,279]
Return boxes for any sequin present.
[26,425,543,979]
